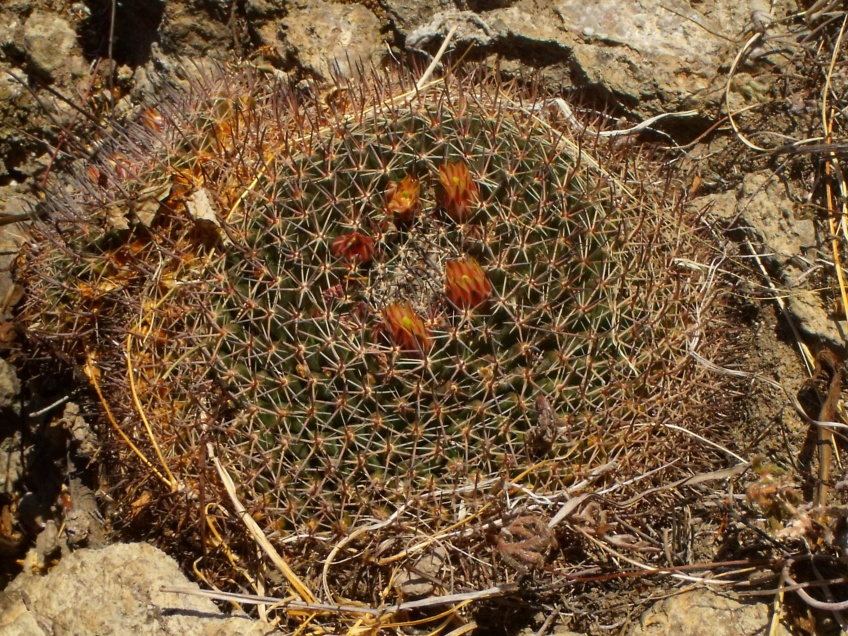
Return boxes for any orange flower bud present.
[386,175,420,224]
[445,257,492,309]
[86,165,104,186]
[331,232,374,265]
[381,302,431,353]
[139,107,165,133]
[438,161,478,222]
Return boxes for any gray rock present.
[385,0,795,117]
[22,11,80,83]
[382,0,456,35]
[277,1,385,79]
[0,190,30,317]
[733,171,843,345]
[626,588,790,636]
[0,357,20,415]
[0,64,38,179]
[0,9,23,49]
[160,0,234,58]
[0,426,22,496]
[0,590,44,636]
[737,171,816,267]
[4,542,282,636]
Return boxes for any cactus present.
[17,62,738,617]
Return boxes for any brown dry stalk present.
[811,349,843,508]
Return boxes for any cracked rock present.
[276,0,384,79]
[3,542,282,636]
[626,588,790,636]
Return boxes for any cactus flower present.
[331,231,375,265]
[381,302,431,353]
[386,174,420,224]
[445,257,492,309]
[439,161,478,222]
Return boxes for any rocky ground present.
[0,0,846,634]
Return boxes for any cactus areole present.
[18,62,738,614]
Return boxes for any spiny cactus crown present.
[19,63,732,602]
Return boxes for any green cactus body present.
[18,64,734,605]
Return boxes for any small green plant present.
[18,61,740,625]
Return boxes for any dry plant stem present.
[126,334,179,492]
[535,98,698,139]
[823,15,848,321]
[812,351,842,507]
[782,559,848,612]
[388,605,475,633]
[161,583,518,615]
[321,508,406,601]
[416,25,458,89]
[84,354,172,488]
[725,32,772,152]
[569,525,735,586]
[661,423,747,463]
[208,443,317,605]
[811,557,848,630]
[534,610,560,636]
[743,238,815,372]
[805,0,845,23]
[442,622,478,636]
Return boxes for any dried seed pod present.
[445,257,491,309]
[381,301,431,353]
[439,161,478,222]
[331,231,375,265]
[386,174,421,224]
[496,514,555,572]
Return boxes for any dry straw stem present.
[84,353,173,488]
[209,443,317,605]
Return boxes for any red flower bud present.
[445,257,491,309]
[331,232,374,265]
[381,302,432,353]
[438,161,478,222]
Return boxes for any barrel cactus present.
[18,61,740,625]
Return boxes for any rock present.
[393,545,449,598]
[22,11,81,83]
[0,9,23,49]
[0,64,39,179]
[627,588,790,636]
[0,427,22,496]
[4,542,282,636]
[278,0,384,79]
[159,0,234,59]
[737,172,816,267]
[733,171,843,346]
[0,590,44,636]
[382,0,456,35]
[384,0,796,118]
[0,189,30,322]
[0,357,21,415]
